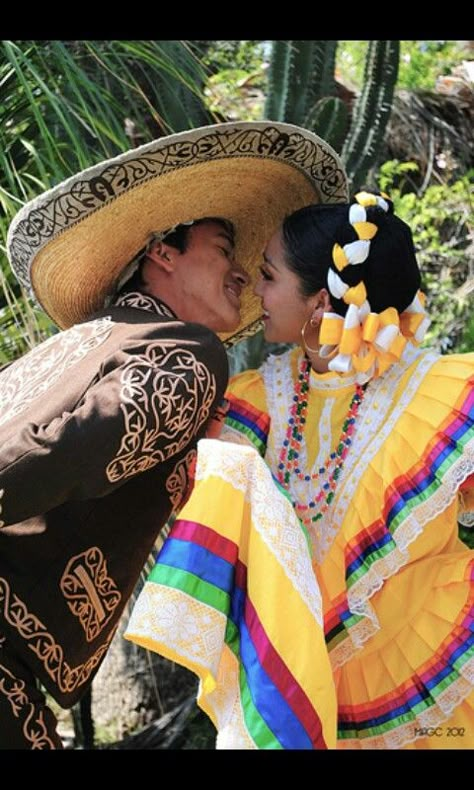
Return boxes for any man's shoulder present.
[89,306,222,346]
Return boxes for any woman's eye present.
[259,266,272,281]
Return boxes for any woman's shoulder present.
[422,350,474,388]
[225,365,274,457]
[227,366,265,403]
[431,350,474,374]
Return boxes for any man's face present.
[169,222,249,333]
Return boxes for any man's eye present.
[259,266,272,281]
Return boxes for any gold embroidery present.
[0,662,56,748]
[60,548,121,642]
[0,576,113,694]
[0,317,112,427]
[166,449,197,511]
[106,342,216,482]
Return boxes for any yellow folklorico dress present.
[126,344,474,749]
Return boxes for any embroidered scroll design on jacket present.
[113,291,176,319]
[166,449,197,511]
[60,548,121,642]
[0,662,57,748]
[0,576,112,694]
[106,342,216,482]
[0,317,112,427]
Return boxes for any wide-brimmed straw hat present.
[7,121,348,345]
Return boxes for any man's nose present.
[231,263,250,288]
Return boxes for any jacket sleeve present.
[0,323,228,527]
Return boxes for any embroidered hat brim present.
[7,121,349,345]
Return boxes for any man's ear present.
[146,241,175,273]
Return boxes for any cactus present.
[264,40,400,186]
[341,41,400,189]
[232,39,400,375]
[306,96,349,153]
[264,41,338,126]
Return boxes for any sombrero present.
[7,121,349,345]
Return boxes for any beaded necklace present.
[276,355,365,524]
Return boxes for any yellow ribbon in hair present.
[352,345,376,373]
[343,281,367,306]
[362,307,398,342]
[319,313,345,346]
[320,305,407,380]
[354,191,378,207]
[332,243,348,272]
[352,221,378,240]
[399,312,425,340]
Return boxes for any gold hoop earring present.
[301,318,320,355]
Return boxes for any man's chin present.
[219,310,241,333]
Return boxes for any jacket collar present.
[112,290,177,320]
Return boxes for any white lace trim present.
[319,345,435,564]
[261,346,474,678]
[330,457,474,670]
[263,345,435,564]
[338,656,474,749]
[339,445,474,661]
[219,425,258,449]
[314,398,335,475]
[126,583,257,747]
[195,439,324,628]
[459,511,474,528]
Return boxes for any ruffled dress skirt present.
[125,353,474,748]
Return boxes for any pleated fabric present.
[126,347,474,748]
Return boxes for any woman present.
[126,192,473,749]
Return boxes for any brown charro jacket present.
[0,291,228,706]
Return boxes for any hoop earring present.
[301,318,320,355]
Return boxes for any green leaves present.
[0,40,212,361]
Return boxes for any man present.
[0,121,348,747]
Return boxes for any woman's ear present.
[318,288,334,312]
[146,241,174,273]
[309,288,334,325]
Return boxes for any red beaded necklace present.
[276,355,365,523]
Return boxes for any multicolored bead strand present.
[277,355,365,523]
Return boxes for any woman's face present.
[255,228,315,344]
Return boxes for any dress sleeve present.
[0,323,228,528]
[224,368,271,457]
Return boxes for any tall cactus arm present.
[341,40,400,189]
[265,41,338,126]
[264,40,297,121]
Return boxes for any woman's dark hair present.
[118,217,235,294]
[281,201,421,317]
